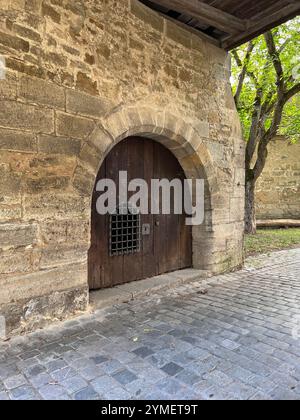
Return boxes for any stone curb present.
[89,268,212,311]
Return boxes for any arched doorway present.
[88,136,192,290]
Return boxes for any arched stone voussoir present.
[88,125,114,155]
[73,164,97,198]
[84,104,219,204]
[79,104,229,272]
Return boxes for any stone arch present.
[73,105,219,270]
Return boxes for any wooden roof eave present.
[140,0,300,50]
[222,2,300,50]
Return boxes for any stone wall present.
[256,137,300,220]
[0,0,244,338]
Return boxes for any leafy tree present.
[231,17,300,234]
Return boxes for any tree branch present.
[250,31,293,181]
[233,42,255,105]
[278,38,291,54]
[245,86,263,170]
[253,97,285,180]
[284,83,300,103]
[251,80,300,182]
[264,31,285,91]
[261,95,277,116]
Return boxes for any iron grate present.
[109,205,141,257]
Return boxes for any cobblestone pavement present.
[1,249,300,400]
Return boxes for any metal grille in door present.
[109,204,141,257]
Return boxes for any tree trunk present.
[245,177,257,235]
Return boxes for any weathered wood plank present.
[257,219,300,228]
[150,0,246,34]
[140,0,300,50]
[159,12,221,47]
[222,2,300,49]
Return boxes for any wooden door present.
[88,137,192,290]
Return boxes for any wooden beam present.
[222,2,300,50]
[149,0,246,34]
[257,219,300,228]
[159,12,221,47]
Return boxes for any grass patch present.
[245,228,300,257]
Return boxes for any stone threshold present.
[89,268,212,311]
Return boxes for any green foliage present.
[231,17,300,143]
[281,96,300,142]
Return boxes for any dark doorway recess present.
[88,137,192,290]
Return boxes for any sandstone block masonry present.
[0,0,244,338]
[256,137,300,220]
